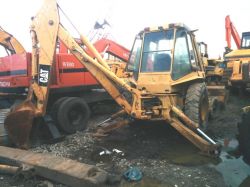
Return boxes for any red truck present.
[0,27,129,136]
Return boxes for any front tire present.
[185,83,209,131]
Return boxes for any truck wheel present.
[238,110,250,163]
[57,97,90,134]
[185,83,209,131]
[51,97,70,123]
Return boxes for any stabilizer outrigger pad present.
[4,101,35,149]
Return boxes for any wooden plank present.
[0,146,108,187]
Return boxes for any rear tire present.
[238,110,250,163]
[185,83,209,131]
[56,97,90,134]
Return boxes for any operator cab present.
[127,23,203,93]
[241,32,250,49]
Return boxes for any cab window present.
[241,33,250,49]
[187,34,198,67]
[172,30,192,80]
[141,30,173,72]
[127,36,142,73]
[127,35,142,80]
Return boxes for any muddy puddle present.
[85,120,250,187]
[159,139,220,166]
[161,137,250,187]
[214,139,250,187]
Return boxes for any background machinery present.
[224,16,250,164]
[224,15,250,91]
[4,0,220,156]
[198,42,228,113]
[0,27,28,97]
[198,42,225,85]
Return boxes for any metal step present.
[0,108,10,145]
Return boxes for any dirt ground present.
[0,93,250,187]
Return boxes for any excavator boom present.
[225,15,241,49]
[91,38,129,62]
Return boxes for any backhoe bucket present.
[4,100,36,148]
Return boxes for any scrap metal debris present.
[0,146,108,187]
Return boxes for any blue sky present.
[0,0,249,57]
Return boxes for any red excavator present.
[0,26,129,137]
[0,28,129,96]
[225,15,241,51]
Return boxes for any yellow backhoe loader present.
[198,42,225,84]
[198,42,228,111]
[4,0,220,155]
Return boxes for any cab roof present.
[141,23,191,33]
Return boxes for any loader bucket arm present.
[5,0,133,147]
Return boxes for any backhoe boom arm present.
[4,0,133,147]
[29,0,134,116]
[57,25,133,114]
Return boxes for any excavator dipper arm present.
[4,0,133,148]
[0,27,25,54]
[4,0,59,148]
